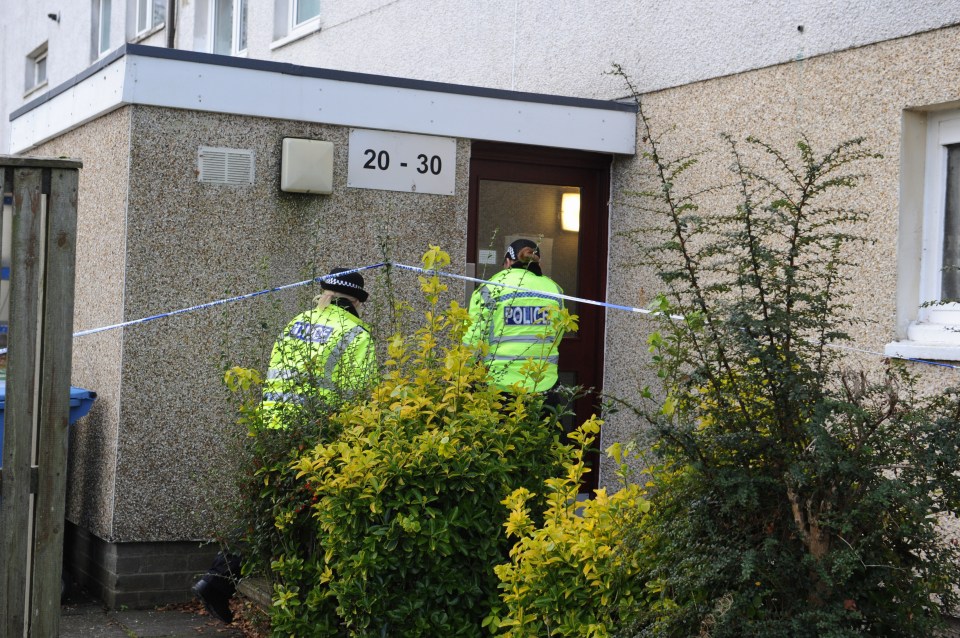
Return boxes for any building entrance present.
[468,142,611,491]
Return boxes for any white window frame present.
[135,0,166,37]
[918,114,960,325]
[208,0,248,56]
[271,0,320,50]
[24,43,48,95]
[290,0,320,30]
[886,108,960,360]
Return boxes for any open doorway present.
[468,142,611,491]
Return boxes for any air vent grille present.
[198,147,254,185]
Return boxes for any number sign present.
[347,129,456,195]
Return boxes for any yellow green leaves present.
[223,365,262,391]
[488,422,652,636]
[419,245,452,305]
[222,366,265,431]
[661,393,677,416]
[548,305,579,335]
[421,244,451,270]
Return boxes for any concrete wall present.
[33,105,470,543]
[601,22,960,485]
[31,108,131,541]
[4,0,960,153]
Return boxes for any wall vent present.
[198,147,254,185]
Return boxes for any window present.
[93,0,112,58]
[292,0,320,28]
[25,43,48,94]
[886,108,960,360]
[135,0,166,36]
[210,0,248,55]
[271,0,320,47]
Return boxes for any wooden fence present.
[0,157,81,638]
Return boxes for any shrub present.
[485,426,652,638]
[223,365,340,609]
[261,247,572,636]
[611,66,960,637]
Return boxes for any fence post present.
[0,157,82,638]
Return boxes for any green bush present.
[223,365,341,605]
[611,67,960,637]
[247,247,572,636]
[485,427,652,638]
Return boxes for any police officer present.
[260,267,377,429]
[194,267,376,623]
[463,238,565,404]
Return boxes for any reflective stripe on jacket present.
[463,267,564,393]
[261,304,376,429]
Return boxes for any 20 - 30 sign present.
[348,129,456,195]
[362,149,442,175]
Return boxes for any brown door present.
[468,142,610,492]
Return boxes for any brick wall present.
[64,522,219,609]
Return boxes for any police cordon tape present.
[0,261,956,372]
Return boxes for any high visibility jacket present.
[261,304,376,429]
[463,266,564,393]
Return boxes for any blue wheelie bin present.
[0,380,97,461]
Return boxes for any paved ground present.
[59,587,246,638]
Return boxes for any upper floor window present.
[212,0,248,55]
[886,108,960,361]
[93,0,112,58]
[271,0,320,48]
[292,0,320,28]
[24,42,48,94]
[135,0,166,36]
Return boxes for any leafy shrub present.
[258,247,572,636]
[610,67,960,637]
[223,365,341,607]
[485,425,651,638]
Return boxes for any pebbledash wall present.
[604,23,960,443]
[9,45,635,606]
[602,26,960,619]
[30,105,476,607]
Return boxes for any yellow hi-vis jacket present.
[463,266,564,393]
[261,303,376,429]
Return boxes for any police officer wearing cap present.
[260,267,377,430]
[463,239,565,405]
[193,267,378,624]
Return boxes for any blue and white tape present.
[0,261,956,372]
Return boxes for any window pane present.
[137,0,148,32]
[213,0,234,54]
[153,0,167,28]
[295,0,320,25]
[36,56,46,84]
[943,144,960,300]
[99,0,112,53]
[237,0,248,51]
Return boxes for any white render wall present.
[4,0,960,153]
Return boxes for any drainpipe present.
[166,0,176,48]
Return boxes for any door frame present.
[468,141,610,491]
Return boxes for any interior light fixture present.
[561,192,580,232]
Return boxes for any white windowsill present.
[885,322,960,361]
[270,18,321,51]
[885,341,960,362]
[23,80,49,99]
[132,23,166,43]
